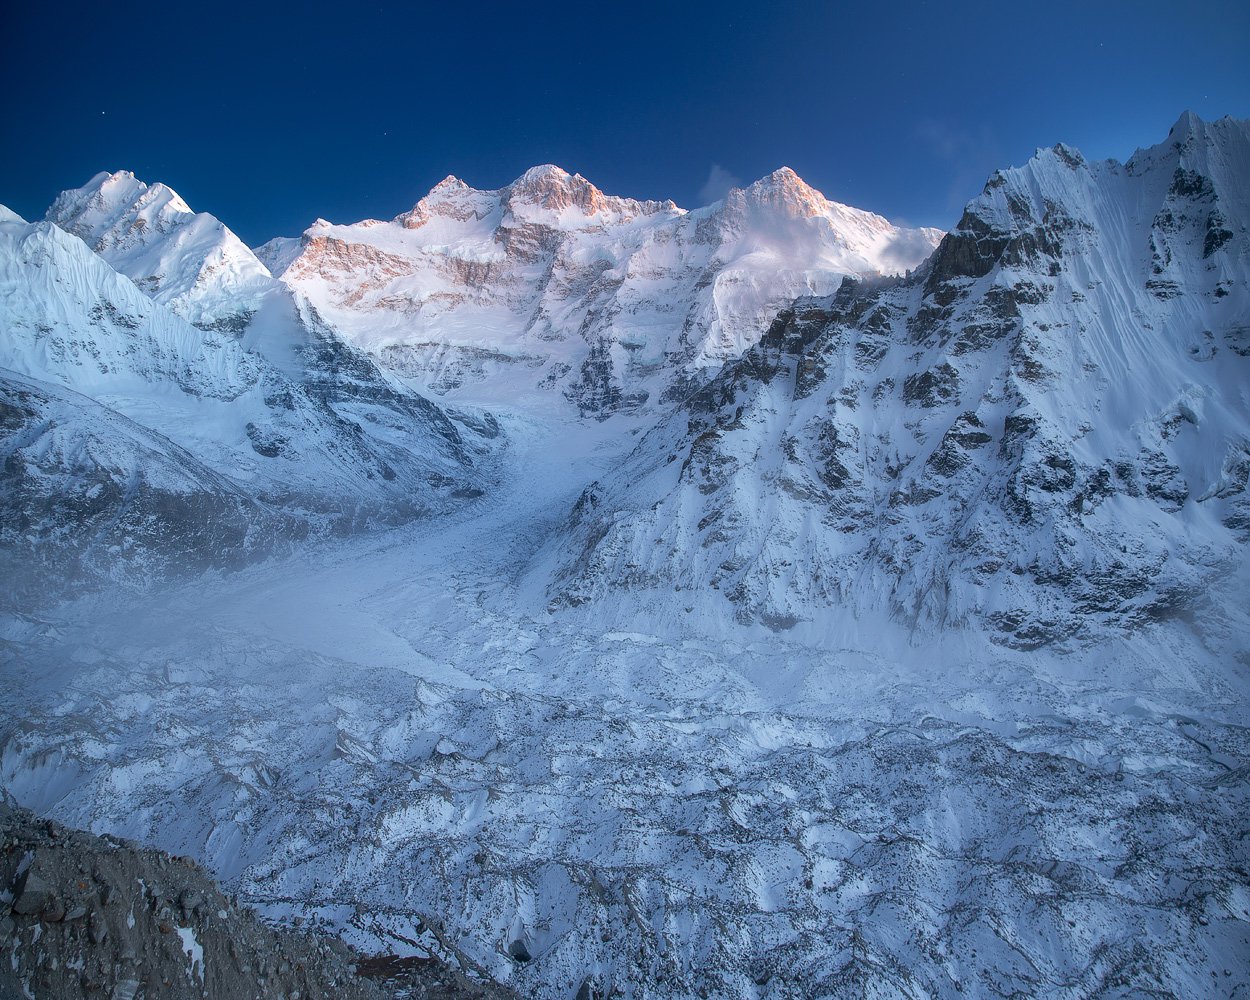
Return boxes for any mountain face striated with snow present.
[542,113,1250,650]
[267,165,942,415]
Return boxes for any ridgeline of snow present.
[46,171,276,331]
[269,164,942,415]
[0,197,490,608]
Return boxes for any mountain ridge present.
[46,169,276,332]
[263,162,942,416]
[0,191,493,609]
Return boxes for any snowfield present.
[2,115,1249,998]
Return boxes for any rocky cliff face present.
[268,165,942,415]
[544,114,1250,649]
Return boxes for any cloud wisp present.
[698,164,743,205]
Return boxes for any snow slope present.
[542,113,1250,651]
[0,368,303,631]
[2,397,1246,999]
[270,165,942,415]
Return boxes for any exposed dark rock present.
[87,300,140,330]
[925,211,1009,288]
[1146,278,1183,300]
[1202,210,1234,258]
[1224,325,1250,356]
[0,797,512,1000]
[246,421,288,457]
[815,421,858,492]
[926,412,992,477]
[949,319,1016,356]
[853,335,890,370]
[1169,167,1215,200]
[507,940,531,963]
[12,869,58,918]
[1140,450,1190,511]
[196,309,256,334]
[903,363,960,407]
[681,430,738,495]
[567,338,624,417]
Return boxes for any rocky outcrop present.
[0,796,509,999]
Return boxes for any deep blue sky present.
[4,0,1247,245]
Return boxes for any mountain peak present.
[431,174,470,193]
[79,169,132,192]
[1168,109,1204,142]
[761,165,804,186]
[741,166,816,194]
[1123,111,1249,186]
[43,170,273,328]
[85,169,167,202]
[1161,110,1250,156]
[397,166,680,230]
[516,164,573,184]
[505,164,609,214]
[396,174,494,229]
[1049,142,1087,168]
[49,170,194,233]
[729,166,828,219]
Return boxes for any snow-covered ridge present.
[398,164,679,232]
[46,170,276,330]
[2,114,1249,1000]
[268,163,943,415]
[0,212,262,402]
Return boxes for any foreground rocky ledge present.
[0,796,510,999]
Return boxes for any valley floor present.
[3,401,1249,998]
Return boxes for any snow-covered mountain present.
[541,112,1250,650]
[267,165,942,414]
[0,196,490,608]
[3,117,1249,1000]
